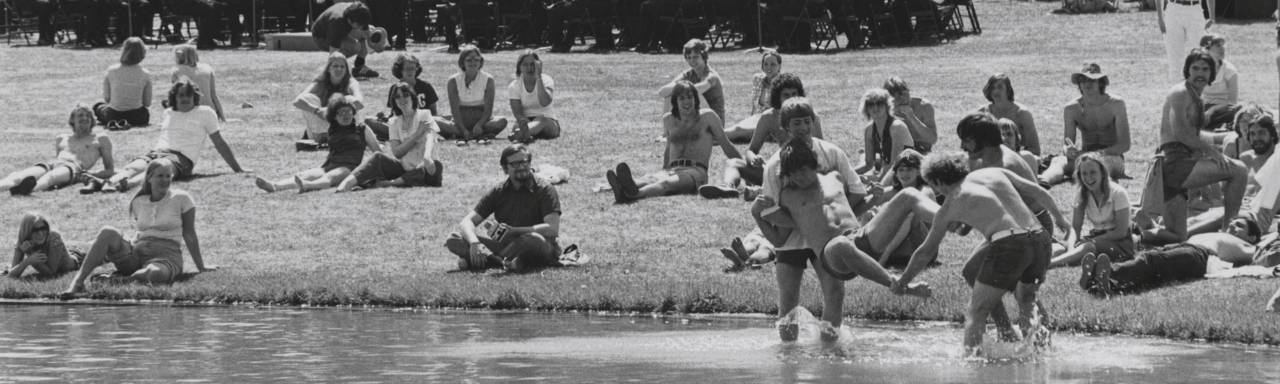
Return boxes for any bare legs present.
[255,167,351,193]
[63,227,171,294]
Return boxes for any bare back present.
[780,173,859,257]
[946,169,1041,238]
[57,133,107,169]
[664,110,719,167]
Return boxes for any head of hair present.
[956,112,1003,151]
[1249,114,1279,145]
[890,149,925,189]
[68,104,93,129]
[515,49,540,76]
[682,38,710,61]
[859,88,891,120]
[15,212,48,250]
[1232,103,1271,136]
[317,52,352,94]
[882,76,909,97]
[1199,33,1226,48]
[132,158,175,203]
[390,52,422,79]
[456,45,484,71]
[1183,48,1218,83]
[1073,152,1113,206]
[779,97,815,129]
[120,37,146,66]
[326,93,357,125]
[768,72,805,110]
[1238,215,1263,242]
[779,138,819,178]
[760,50,782,68]
[996,117,1022,150]
[342,2,372,28]
[982,73,1014,102]
[174,44,199,66]
[669,80,701,119]
[1076,76,1110,94]
[167,77,203,109]
[921,152,971,187]
[386,82,420,116]
[499,144,532,169]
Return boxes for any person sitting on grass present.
[606,80,741,204]
[894,153,1070,356]
[724,50,782,144]
[310,0,380,78]
[1,105,114,196]
[170,44,225,122]
[700,72,821,200]
[855,88,915,182]
[1039,63,1131,187]
[63,158,218,295]
[1199,33,1238,111]
[94,80,248,193]
[658,39,725,124]
[862,149,931,213]
[1221,104,1271,159]
[997,118,1041,173]
[94,37,153,130]
[1048,153,1134,269]
[4,213,80,280]
[883,76,937,153]
[293,52,365,146]
[445,144,561,272]
[755,140,931,341]
[256,95,380,193]
[977,73,1040,156]
[507,50,559,144]
[438,45,509,146]
[365,53,439,142]
[1080,215,1269,296]
[336,82,443,192]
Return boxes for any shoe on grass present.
[352,65,380,78]
[79,176,105,194]
[605,170,633,204]
[10,176,37,196]
[698,184,739,199]
[614,163,639,198]
[741,186,761,202]
[1078,252,1097,291]
[1093,253,1115,297]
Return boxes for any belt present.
[668,159,708,170]
[1169,0,1199,5]
[989,227,1041,242]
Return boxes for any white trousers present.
[1163,2,1205,83]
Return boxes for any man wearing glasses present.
[445,144,562,272]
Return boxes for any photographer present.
[444,144,562,272]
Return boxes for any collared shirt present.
[475,177,562,240]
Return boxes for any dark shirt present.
[386,80,440,116]
[311,2,355,48]
[474,177,562,241]
[324,123,369,169]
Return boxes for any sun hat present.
[1071,62,1108,84]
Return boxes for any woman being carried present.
[257,95,380,193]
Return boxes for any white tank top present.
[451,71,492,107]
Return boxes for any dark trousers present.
[350,153,442,187]
[1111,244,1211,292]
[444,231,559,270]
[93,102,150,126]
[440,0,494,49]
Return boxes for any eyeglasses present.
[507,160,531,168]
[31,223,49,234]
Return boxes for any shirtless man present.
[1138,49,1249,244]
[959,112,1056,233]
[893,153,1070,356]
[883,77,938,153]
[700,73,823,200]
[657,39,725,123]
[756,142,930,340]
[1040,63,1132,186]
[1,105,115,195]
[608,80,740,203]
[1170,114,1279,239]
[1084,215,1268,296]
[977,73,1040,155]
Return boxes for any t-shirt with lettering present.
[1079,182,1130,232]
[154,106,220,163]
[761,137,867,251]
[507,74,555,119]
[387,109,439,170]
[131,189,195,244]
[385,80,440,116]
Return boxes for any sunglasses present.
[105,119,130,131]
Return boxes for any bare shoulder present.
[1105,95,1127,109]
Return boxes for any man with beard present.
[445,144,562,272]
[1137,49,1249,245]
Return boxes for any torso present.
[452,71,492,107]
[680,68,725,121]
[950,169,1041,238]
[57,133,104,170]
[1188,232,1254,265]
[780,173,859,256]
[1066,95,1122,151]
[664,110,717,167]
[1160,83,1204,146]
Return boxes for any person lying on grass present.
[700,72,821,200]
[723,50,781,144]
[893,153,1070,357]
[756,140,931,342]
[1080,215,1272,296]
[507,50,559,144]
[5,213,80,280]
[256,95,381,193]
[64,158,217,294]
[293,52,365,146]
[606,80,741,204]
[365,52,439,142]
[445,144,561,272]
[1,105,114,196]
[1048,153,1135,269]
[1038,62,1130,188]
[854,88,915,183]
[91,79,248,193]
[335,82,443,192]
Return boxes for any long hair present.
[669,80,700,119]
[167,77,203,110]
[132,158,176,211]
[316,52,352,97]
[515,49,540,76]
[957,112,1002,151]
[1074,152,1113,208]
[779,137,818,178]
[326,93,357,126]
[1183,48,1218,84]
[174,44,199,67]
[387,82,419,116]
[391,52,422,79]
[890,149,925,190]
[982,73,1014,102]
[68,104,94,129]
[859,88,891,120]
[15,212,48,253]
[997,117,1023,151]
[456,45,483,71]
[769,73,805,110]
[120,37,146,66]
[760,50,782,69]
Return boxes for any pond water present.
[0,304,1277,383]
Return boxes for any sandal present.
[456,139,469,147]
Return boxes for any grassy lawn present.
[1,1,1279,344]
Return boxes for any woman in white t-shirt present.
[98,80,247,193]
[508,50,558,144]
[171,44,225,122]
[293,52,365,144]
[1050,153,1134,269]
[438,45,508,146]
[63,158,217,294]
[337,82,443,191]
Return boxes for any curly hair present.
[768,72,805,110]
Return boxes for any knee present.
[1228,160,1248,181]
[514,232,549,248]
[96,226,123,242]
[823,237,855,258]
